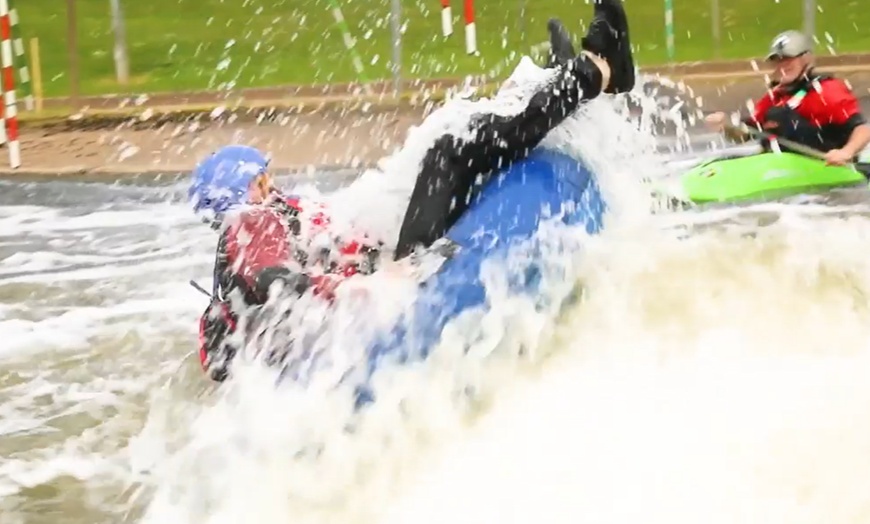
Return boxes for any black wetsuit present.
[392,0,639,259]
[394,57,605,260]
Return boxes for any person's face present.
[772,54,810,84]
[248,172,272,204]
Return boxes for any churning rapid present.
[4,67,870,524]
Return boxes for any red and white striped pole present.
[0,0,19,168]
[464,0,476,55]
[440,0,452,37]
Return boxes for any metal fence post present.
[390,0,401,97]
[66,0,79,104]
[109,0,130,85]
[664,0,675,62]
[519,0,526,45]
[803,0,816,43]
[711,0,721,59]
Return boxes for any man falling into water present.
[190,0,636,381]
[393,0,634,259]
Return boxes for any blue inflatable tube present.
[275,148,606,400]
[325,148,605,404]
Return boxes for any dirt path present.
[16,106,428,176]
[11,58,870,178]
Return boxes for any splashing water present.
[5,54,870,524]
[380,213,870,524]
[120,59,666,524]
[132,56,870,524]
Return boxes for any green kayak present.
[674,151,869,204]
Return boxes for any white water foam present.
[128,59,695,524]
[5,50,870,524]
[381,215,870,524]
[0,186,216,518]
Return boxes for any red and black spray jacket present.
[214,193,380,303]
[197,193,381,378]
[744,70,867,152]
[198,203,296,378]
[280,194,381,281]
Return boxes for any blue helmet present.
[188,145,270,217]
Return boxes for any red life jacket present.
[222,205,298,296]
[746,71,866,151]
[217,192,379,304]
[199,193,381,380]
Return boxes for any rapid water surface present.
[4,82,870,524]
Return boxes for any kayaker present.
[189,0,636,381]
[704,30,870,167]
[189,145,381,381]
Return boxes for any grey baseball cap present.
[766,30,813,61]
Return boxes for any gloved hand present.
[311,274,340,301]
[198,300,238,382]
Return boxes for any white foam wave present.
[0,204,196,237]
[7,41,869,524]
[131,54,667,524]
[381,213,870,524]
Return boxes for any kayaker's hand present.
[311,274,339,301]
[824,148,852,166]
[704,112,726,131]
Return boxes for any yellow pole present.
[30,38,43,113]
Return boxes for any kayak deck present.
[679,151,869,204]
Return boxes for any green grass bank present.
[18,0,870,98]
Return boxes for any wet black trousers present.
[393,57,605,260]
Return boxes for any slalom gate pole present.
[440,0,452,37]
[9,1,31,110]
[0,0,20,168]
[464,0,476,55]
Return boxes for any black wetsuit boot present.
[547,19,576,68]
[581,0,635,94]
[393,0,635,260]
